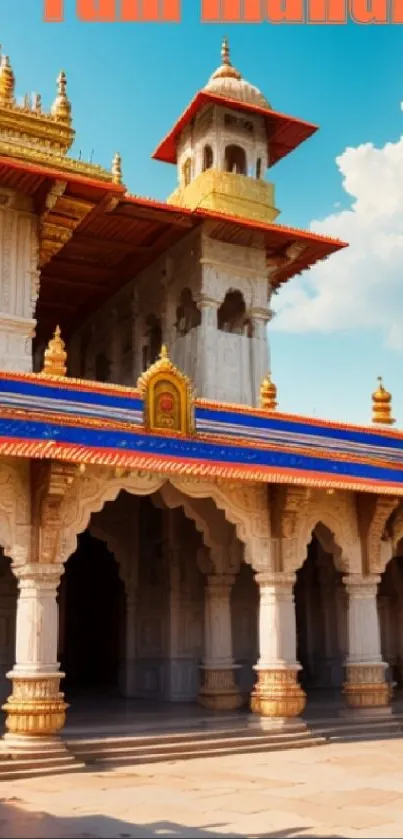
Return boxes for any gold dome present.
[51,71,71,124]
[42,326,67,377]
[0,55,15,103]
[204,38,271,111]
[260,373,277,411]
[371,376,395,425]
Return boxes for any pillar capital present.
[206,573,236,592]
[12,563,64,585]
[255,572,296,591]
[343,574,381,598]
[195,293,220,310]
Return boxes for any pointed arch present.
[56,469,271,573]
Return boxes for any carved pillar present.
[343,575,391,710]
[2,563,67,745]
[199,573,242,711]
[166,509,182,700]
[251,573,306,718]
[195,294,220,400]
[249,307,271,407]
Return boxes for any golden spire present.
[260,373,277,411]
[42,326,67,378]
[371,376,395,425]
[0,54,15,104]
[221,36,231,65]
[211,37,241,81]
[51,70,71,124]
[112,152,123,185]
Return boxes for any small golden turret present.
[260,373,277,411]
[0,54,15,104]
[42,326,67,377]
[112,152,123,185]
[51,71,71,124]
[371,376,395,425]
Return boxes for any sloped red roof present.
[153,90,318,167]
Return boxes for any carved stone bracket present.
[356,493,400,575]
[269,485,310,573]
[31,460,81,565]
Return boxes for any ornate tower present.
[151,40,317,406]
[0,52,73,372]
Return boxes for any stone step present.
[328,731,403,743]
[67,725,311,753]
[68,730,315,761]
[75,736,326,768]
[0,755,86,781]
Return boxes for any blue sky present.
[2,2,403,425]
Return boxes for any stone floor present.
[3,738,403,838]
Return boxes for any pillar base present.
[343,664,392,710]
[198,667,242,712]
[2,673,68,738]
[250,668,306,718]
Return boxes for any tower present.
[151,39,318,406]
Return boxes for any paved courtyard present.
[3,738,403,838]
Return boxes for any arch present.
[182,157,192,186]
[138,346,195,436]
[88,522,129,589]
[175,287,201,337]
[203,145,214,172]
[225,144,247,175]
[56,469,271,574]
[159,484,242,575]
[298,518,348,574]
[217,290,248,335]
[291,491,361,576]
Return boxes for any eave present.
[0,372,401,495]
[152,90,318,168]
[37,193,346,343]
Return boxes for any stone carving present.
[31,461,79,566]
[56,468,271,575]
[356,493,400,575]
[389,501,403,558]
[0,460,30,569]
[57,468,166,567]
[294,489,361,575]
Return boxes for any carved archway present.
[56,469,271,574]
[159,484,242,575]
[294,491,361,576]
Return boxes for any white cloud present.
[272,132,403,350]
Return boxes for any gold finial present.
[0,55,15,104]
[221,37,231,66]
[260,373,277,411]
[371,376,395,425]
[212,37,241,82]
[42,325,67,378]
[51,70,71,124]
[112,152,122,185]
[160,344,168,359]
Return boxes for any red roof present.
[37,192,347,343]
[153,90,318,168]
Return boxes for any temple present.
[0,40,403,779]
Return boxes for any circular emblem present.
[159,392,174,414]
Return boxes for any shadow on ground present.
[0,797,346,839]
